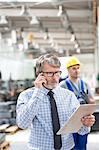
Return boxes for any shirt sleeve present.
[16,88,45,129]
[78,126,90,135]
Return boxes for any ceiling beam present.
[0,8,92,17]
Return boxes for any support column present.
[94,4,99,88]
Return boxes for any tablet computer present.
[57,104,99,135]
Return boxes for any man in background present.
[60,56,95,150]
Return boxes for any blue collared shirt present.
[16,86,90,150]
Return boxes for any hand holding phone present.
[34,73,47,88]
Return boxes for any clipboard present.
[57,104,99,135]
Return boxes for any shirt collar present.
[42,86,56,95]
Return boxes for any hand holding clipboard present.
[57,104,98,135]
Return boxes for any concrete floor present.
[6,129,99,150]
[6,129,28,150]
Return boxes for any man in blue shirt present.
[60,56,95,150]
[16,54,95,150]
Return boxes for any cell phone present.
[41,73,47,87]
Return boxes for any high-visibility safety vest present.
[65,78,88,104]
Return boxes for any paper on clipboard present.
[57,104,99,135]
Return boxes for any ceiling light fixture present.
[20,5,30,16]
[70,34,75,42]
[74,43,79,49]
[30,16,39,24]
[0,15,8,24]
[57,5,63,16]
[76,48,80,53]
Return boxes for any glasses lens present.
[42,71,61,77]
[55,71,61,76]
[47,72,53,77]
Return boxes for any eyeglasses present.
[42,71,62,77]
